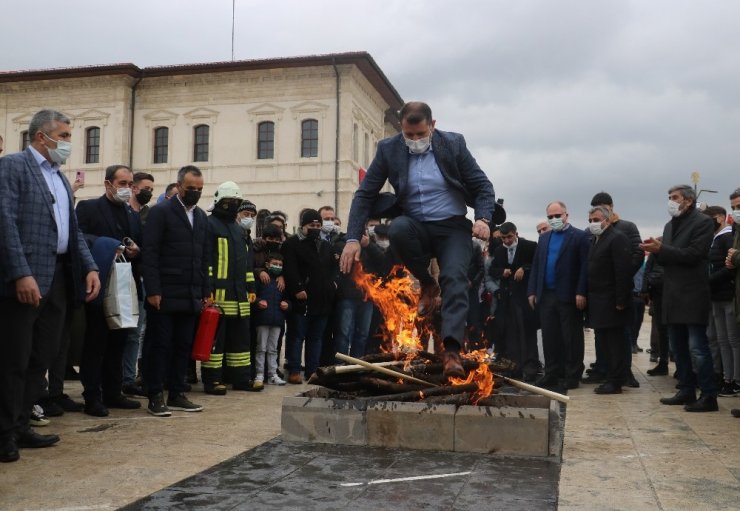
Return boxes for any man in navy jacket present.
[141,166,208,417]
[340,102,495,378]
[527,201,590,389]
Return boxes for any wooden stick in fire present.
[501,376,570,404]
[335,353,439,387]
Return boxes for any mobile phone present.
[76,170,85,185]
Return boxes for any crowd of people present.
[1,105,738,465]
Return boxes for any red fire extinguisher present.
[192,303,222,361]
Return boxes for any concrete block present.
[366,401,456,451]
[281,396,367,446]
[454,405,550,456]
[548,400,565,459]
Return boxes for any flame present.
[352,263,427,354]
[449,349,495,404]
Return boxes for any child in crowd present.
[253,253,290,388]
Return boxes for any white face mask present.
[44,133,72,164]
[240,217,254,231]
[547,216,565,231]
[667,200,682,218]
[114,187,132,204]
[588,221,604,236]
[732,210,740,224]
[404,131,432,154]
[376,239,390,250]
[321,220,336,234]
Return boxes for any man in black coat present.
[589,192,643,388]
[641,184,718,412]
[75,165,143,416]
[141,166,208,416]
[585,207,633,394]
[489,222,539,381]
[282,209,338,383]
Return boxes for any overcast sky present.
[2,0,738,239]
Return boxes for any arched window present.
[257,121,274,159]
[153,127,168,164]
[193,124,209,162]
[21,130,30,150]
[301,119,318,158]
[85,126,100,164]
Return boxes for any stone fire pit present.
[281,387,564,458]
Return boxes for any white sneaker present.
[267,374,286,386]
[30,404,50,427]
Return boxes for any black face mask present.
[305,228,320,240]
[265,241,281,252]
[136,190,153,206]
[181,190,201,207]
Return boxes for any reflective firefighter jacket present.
[207,215,255,317]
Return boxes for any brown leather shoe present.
[441,350,466,379]
[417,282,441,316]
[287,373,303,385]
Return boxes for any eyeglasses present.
[546,213,564,220]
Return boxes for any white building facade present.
[0,52,403,230]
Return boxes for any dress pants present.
[0,261,67,439]
[597,327,628,386]
[80,303,129,403]
[142,309,197,396]
[538,289,585,382]
[388,215,472,348]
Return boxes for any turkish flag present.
[358,167,367,184]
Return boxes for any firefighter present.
[201,182,258,394]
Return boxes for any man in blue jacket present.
[340,102,495,378]
[527,201,590,389]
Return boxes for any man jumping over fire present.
[340,101,496,378]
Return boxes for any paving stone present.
[280,396,367,446]
[454,404,550,456]
[366,401,456,451]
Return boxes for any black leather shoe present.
[581,373,606,384]
[104,395,142,409]
[0,438,19,462]
[535,374,561,388]
[56,394,85,412]
[16,429,60,448]
[626,374,640,388]
[562,379,579,390]
[684,394,718,412]
[84,401,110,417]
[594,382,622,394]
[647,364,668,376]
[38,398,64,417]
[660,391,697,405]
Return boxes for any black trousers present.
[598,327,628,386]
[79,303,128,403]
[142,309,197,396]
[538,289,585,381]
[0,262,67,439]
[388,215,472,348]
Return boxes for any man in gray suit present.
[0,110,100,462]
[341,102,496,377]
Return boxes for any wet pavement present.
[123,438,560,511]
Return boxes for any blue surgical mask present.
[404,132,432,154]
[548,217,564,231]
[732,210,740,224]
[44,133,72,164]
[240,217,254,231]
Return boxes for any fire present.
[450,349,495,404]
[352,263,426,354]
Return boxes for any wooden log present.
[501,376,570,404]
[335,353,438,387]
[367,382,478,402]
[360,353,399,363]
[316,361,405,379]
[423,393,473,405]
[357,376,426,394]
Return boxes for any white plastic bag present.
[103,255,139,329]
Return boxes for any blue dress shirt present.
[29,146,70,254]
[401,145,466,222]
